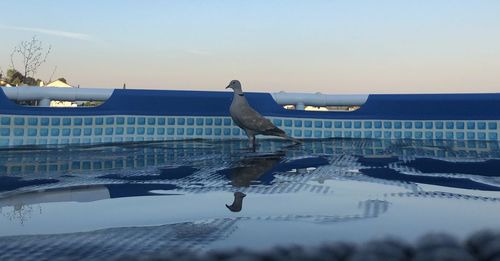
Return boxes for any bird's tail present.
[278,133,302,144]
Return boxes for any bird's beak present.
[225,85,231,89]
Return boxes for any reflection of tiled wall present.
[1,114,500,146]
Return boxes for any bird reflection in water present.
[225,152,285,212]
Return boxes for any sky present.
[0,0,499,94]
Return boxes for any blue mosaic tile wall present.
[0,114,499,146]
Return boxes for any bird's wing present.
[234,104,279,133]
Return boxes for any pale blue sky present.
[1,0,499,93]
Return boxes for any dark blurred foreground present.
[126,230,500,261]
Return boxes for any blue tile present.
[344,131,352,138]
[0,128,10,136]
[374,131,382,138]
[214,128,221,136]
[425,122,433,129]
[344,121,352,128]
[196,118,204,126]
[284,119,292,127]
[394,131,402,139]
[40,128,49,136]
[364,131,372,138]
[456,122,464,129]
[95,128,103,135]
[353,131,362,138]
[126,127,135,134]
[74,118,82,126]
[223,118,231,126]
[137,127,145,135]
[84,118,93,125]
[63,118,71,126]
[294,129,302,137]
[324,130,332,138]
[478,132,486,140]
[168,118,176,125]
[466,132,475,140]
[273,119,282,126]
[354,121,362,129]
[157,128,165,135]
[415,122,423,129]
[232,128,240,135]
[304,130,312,137]
[467,122,475,130]
[147,118,156,125]
[478,122,486,130]
[50,129,60,136]
[285,129,292,136]
[446,132,454,139]
[435,122,444,129]
[138,117,146,125]
[488,122,497,130]
[364,121,372,129]
[73,128,82,136]
[84,128,92,136]
[334,121,342,128]
[14,128,24,136]
[314,121,323,128]
[374,121,382,129]
[489,132,498,140]
[214,118,221,126]
[334,131,342,137]
[404,121,412,129]
[1,117,11,125]
[96,117,104,125]
[168,128,175,135]
[324,121,332,128]
[394,121,402,129]
[415,131,423,139]
[314,130,322,138]
[177,128,185,135]
[0,139,9,146]
[425,132,433,139]
[304,120,312,128]
[105,117,115,125]
[28,118,38,126]
[127,117,136,125]
[223,128,231,135]
[383,121,392,129]
[404,131,412,139]
[383,131,391,139]
[14,117,25,125]
[294,120,303,128]
[116,117,125,125]
[456,132,465,140]
[62,128,71,136]
[204,128,212,135]
[157,118,165,125]
[147,127,155,135]
[445,122,454,129]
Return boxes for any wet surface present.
[0,139,500,260]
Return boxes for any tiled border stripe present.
[0,115,499,146]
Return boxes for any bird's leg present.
[248,135,256,151]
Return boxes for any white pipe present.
[0,86,114,101]
[1,87,368,107]
[271,92,368,106]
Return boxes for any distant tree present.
[6,69,24,85]
[10,36,52,81]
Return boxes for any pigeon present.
[226,80,300,149]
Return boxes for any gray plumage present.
[225,80,298,148]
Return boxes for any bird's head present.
[225,80,243,93]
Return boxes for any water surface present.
[1,139,500,260]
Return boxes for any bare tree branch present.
[10,36,52,81]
